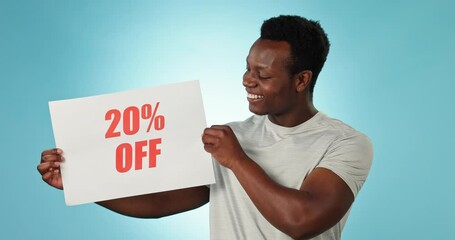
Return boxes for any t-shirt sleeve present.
[316,132,373,198]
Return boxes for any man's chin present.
[249,107,267,116]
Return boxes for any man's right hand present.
[37,148,64,190]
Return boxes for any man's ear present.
[295,70,313,93]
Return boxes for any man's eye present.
[259,75,270,80]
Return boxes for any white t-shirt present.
[209,112,373,240]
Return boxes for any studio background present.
[1,0,453,239]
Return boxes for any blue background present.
[1,0,454,239]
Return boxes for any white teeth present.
[247,93,264,100]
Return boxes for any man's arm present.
[39,148,209,219]
[203,126,354,239]
[97,186,209,218]
[232,161,352,239]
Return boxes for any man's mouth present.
[247,93,264,100]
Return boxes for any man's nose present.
[242,71,257,88]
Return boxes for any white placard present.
[49,80,215,206]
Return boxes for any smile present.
[247,93,264,100]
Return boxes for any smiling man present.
[202,15,373,239]
[39,15,373,240]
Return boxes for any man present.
[38,15,373,239]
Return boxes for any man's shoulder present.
[316,112,370,140]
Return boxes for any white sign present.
[49,80,215,206]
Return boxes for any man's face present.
[243,39,300,119]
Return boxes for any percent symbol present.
[141,102,165,132]
[105,102,166,138]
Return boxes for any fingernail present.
[54,162,60,167]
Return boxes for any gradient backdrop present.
[1,0,454,239]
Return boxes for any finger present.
[208,125,233,136]
[37,161,61,175]
[42,167,61,179]
[210,125,230,130]
[37,162,52,174]
[203,144,216,153]
[41,153,65,163]
[41,148,63,157]
[41,154,58,163]
[42,171,53,181]
[43,173,57,183]
[41,148,63,156]
[203,128,225,138]
[202,134,220,145]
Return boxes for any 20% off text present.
[105,102,165,173]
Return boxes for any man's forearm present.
[96,186,210,218]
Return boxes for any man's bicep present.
[298,167,354,230]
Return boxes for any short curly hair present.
[260,15,330,93]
